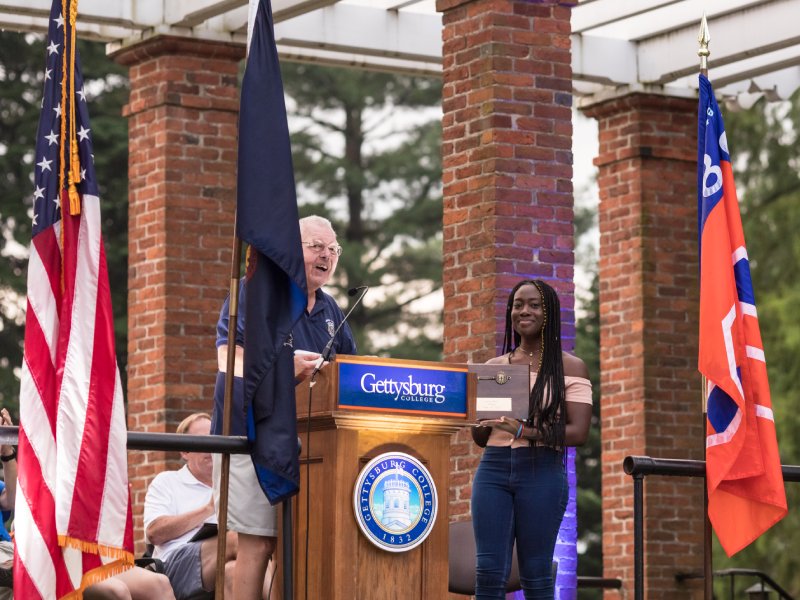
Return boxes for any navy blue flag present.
[237,0,307,504]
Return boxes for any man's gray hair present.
[299,215,335,236]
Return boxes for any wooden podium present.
[280,355,476,599]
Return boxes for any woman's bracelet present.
[514,422,524,439]
[1,448,16,462]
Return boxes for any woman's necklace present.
[516,346,535,363]
[515,342,543,372]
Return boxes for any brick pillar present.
[112,37,244,550]
[582,93,704,599]
[437,1,577,596]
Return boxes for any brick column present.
[582,93,704,599]
[112,37,244,550]
[436,1,577,596]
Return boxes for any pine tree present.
[575,273,602,588]
[282,63,443,359]
[0,32,129,409]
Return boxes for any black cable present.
[266,555,277,599]
[304,379,313,600]
[301,286,366,599]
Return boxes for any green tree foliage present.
[0,32,129,410]
[575,273,602,591]
[0,32,40,410]
[710,90,800,595]
[572,188,603,594]
[281,63,443,359]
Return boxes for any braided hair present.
[501,279,566,449]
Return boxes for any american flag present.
[698,74,787,556]
[13,0,134,596]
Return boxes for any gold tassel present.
[58,534,136,564]
[68,144,81,215]
[59,559,134,600]
[57,533,134,600]
[58,0,69,197]
[67,185,80,215]
[60,0,81,216]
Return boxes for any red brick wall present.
[437,0,576,525]
[112,37,244,550]
[582,93,704,599]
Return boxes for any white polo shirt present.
[143,465,215,561]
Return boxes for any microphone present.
[309,285,369,384]
[348,285,368,297]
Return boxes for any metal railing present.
[678,568,794,599]
[623,456,800,600]
[0,425,298,598]
[0,426,251,454]
[577,576,622,590]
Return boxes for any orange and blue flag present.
[698,74,787,556]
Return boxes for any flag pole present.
[215,231,243,599]
[697,14,713,600]
[698,13,710,77]
[215,4,261,595]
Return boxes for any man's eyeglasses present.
[302,240,343,257]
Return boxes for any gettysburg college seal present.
[352,452,438,552]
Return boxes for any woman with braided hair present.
[470,279,593,599]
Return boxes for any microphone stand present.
[309,285,369,386]
[303,285,368,599]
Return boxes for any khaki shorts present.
[212,454,278,537]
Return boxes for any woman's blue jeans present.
[471,446,568,599]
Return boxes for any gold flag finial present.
[698,13,711,75]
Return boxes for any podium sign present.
[286,355,476,599]
[337,357,469,417]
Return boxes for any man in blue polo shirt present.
[212,215,356,599]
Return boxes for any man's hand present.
[1,409,16,457]
[146,499,216,546]
[294,350,325,382]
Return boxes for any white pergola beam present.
[220,5,249,32]
[1,0,799,102]
[672,59,800,96]
[718,66,800,101]
[0,12,138,40]
[272,0,338,23]
[710,45,800,88]
[576,0,770,42]
[637,0,800,84]
[572,0,800,88]
[0,0,149,28]
[274,4,441,64]
[571,34,637,85]
[572,0,681,34]
[0,0,336,37]
[165,0,244,28]
[385,1,430,10]
[277,44,441,77]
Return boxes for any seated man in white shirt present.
[143,413,237,599]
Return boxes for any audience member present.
[144,413,237,599]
